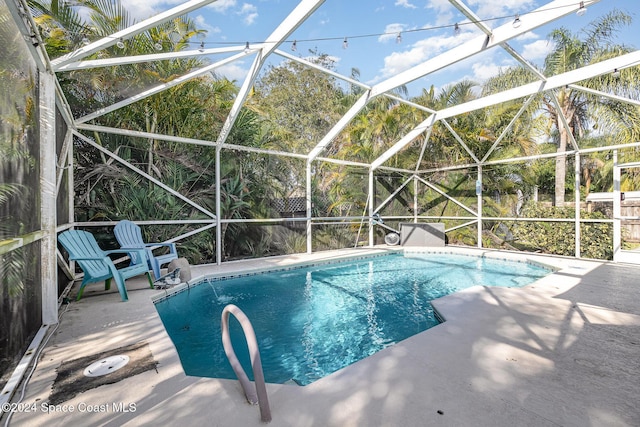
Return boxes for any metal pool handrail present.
[221,304,271,423]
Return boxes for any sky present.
[121,0,639,97]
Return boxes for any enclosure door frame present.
[613,160,640,264]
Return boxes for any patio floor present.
[4,247,640,427]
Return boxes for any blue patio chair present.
[58,230,153,301]
[114,220,179,280]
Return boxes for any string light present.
[576,1,587,17]
[199,41,205,52]
[43,3,587,53]
[612,68,620,78]
[512,14,521,28]
[154,42,163,51]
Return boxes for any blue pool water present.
[154,253,551,385]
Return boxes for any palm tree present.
[483,10,639,205]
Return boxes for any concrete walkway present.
[4,247,640,427]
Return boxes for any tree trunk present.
[554,116,568,206]
[145,106,157,177]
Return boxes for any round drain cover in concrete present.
[83,355,130,377]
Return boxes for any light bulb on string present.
[342,37,348,49]
[454,23,460,35]
[576,1,587,17]
[396,32,402,44]
[512,14,521,28]
[199,41,205,52]
[116,37,125,49]
[154,42,163,51]
[291,40,297,51]
[244,41,250,53]
[612,68,620,78]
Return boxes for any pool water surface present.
[154,252,551,385]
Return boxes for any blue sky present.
[124,0,639,97]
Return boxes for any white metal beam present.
[276,49,370,90]
[414,140,640,175]
[376,51,640,170]
[77,124,379,169]
[50,0,219,69]
[215,52,263,146]
[481,94,536,163]
[342,0,593,167]
[438,51,640,120]
[373,175,414,215]
[549,90,580,150]
[75,52,248,124]
[216,0,326,147]
[55,46,250,72]
[76,123,310,159]
[441,119,480,163]
[569,84,640,107]
[372,114,436,169]
[414,125,435,173]
[370,0,594,97]
[448,0,549,81]
[72,130,216,218]
[39,71,58,325]
[415,175,478,216]
[308,91,371,160]
[277,49,436,118]
[386,95,437,114]
[56,129,73,193]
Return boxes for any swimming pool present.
[154,252,551,385]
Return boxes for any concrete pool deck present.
[4,247,640,427]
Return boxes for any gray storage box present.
[400,223,445,247]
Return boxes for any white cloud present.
[118,0,183,20]
[195,15,222,36]
[522,39,555,62]
[217,61,250,82]
[426,0,454,25]
[471,61,504,81]
[238,3,258,25]
[208,0,237,13]
[465,0,537,18]
[516,31,539,41]
[395,0,417,9]
[426,0,452,14]
[101,0,237,21]
[378,32,475,79]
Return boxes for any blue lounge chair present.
[114,220,178,280]
[58,230,153,301]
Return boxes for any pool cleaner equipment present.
[154,268,182,289]
[154,257,192,289]
[372,214,400,246]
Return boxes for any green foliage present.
[250,52,347,155]
[514,203,612,260]
[0,249,26,297]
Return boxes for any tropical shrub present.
[515,203,612,260]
